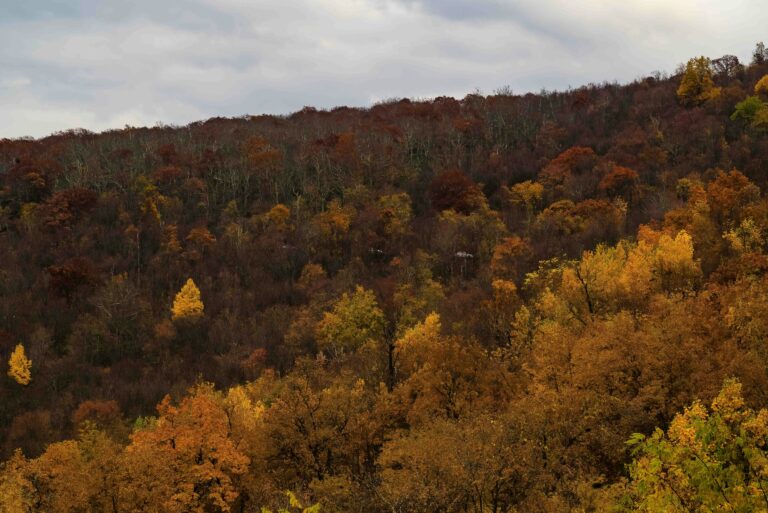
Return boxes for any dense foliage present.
[2,44,768,511]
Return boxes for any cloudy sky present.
[1,0,765,139]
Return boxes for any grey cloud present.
[1,0,766,138]
[391,0,510,21]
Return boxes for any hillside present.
[2,45,768,511]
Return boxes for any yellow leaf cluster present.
[755,74,768,95]
[8,344,31,386]
[316,286,385,355]
[677,57,720,105]
[654,230,701,292]
[171,278,204,321]
[394,312,442,373]
[724,218,764,253]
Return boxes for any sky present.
[1,0,766,139]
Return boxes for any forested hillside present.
[3,44,768,512]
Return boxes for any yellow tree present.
[676,57,720,105]
[0,427,122,513]
[507,180,544,229]
[171,278,204,321]
[315,286,385,356]
[654,230,701,293]
[755,74,768,95]
[8,344,31,385]
[393,313,513,426]
[0,450,35,512]
[623,379,768,513]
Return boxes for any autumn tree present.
[7,344,31,385]
[316,286,386,357]
[376,192,412,241]
[30,431,121,512]
[428,169,486,214]
[755,75,768,95]
[706,169,760,225]
[118,385,250,512]
[505,180,544,229]
[654,230,702,294]
[538,146,599,201]
[379,415,538,513]
[491,236,532,282]
[393,313,513,426]
[306,199,354,271]
[171,278,204,321]
[433,207,508,280]
[0,450,35,512]
[622,379,768,513]
[243,135,284,202]
[391,252,446,336]
[243,366,386,508]
[598,165,639,201]
[677,57,720,105]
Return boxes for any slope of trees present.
[2,44,768,511]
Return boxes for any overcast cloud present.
[1,0,765,138]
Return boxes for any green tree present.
[622,379,768,513]
[731,96,767,124]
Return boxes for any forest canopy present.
[2,44,768,512]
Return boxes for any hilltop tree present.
[711,55,742,79]
[731,96,767,125]
[752,41,767,64]
[677,57,720,105]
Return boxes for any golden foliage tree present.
[7,344,31,385]
[0,450,35,512]
[171,278,204,321]
[654,230,702,293]
[755,74,768,95]
[379,415,536,513]
[677,57,720,105]
[316,286,385,356]
[118,385,250,512]
[506,179,544,228]
[623,379,768,513]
